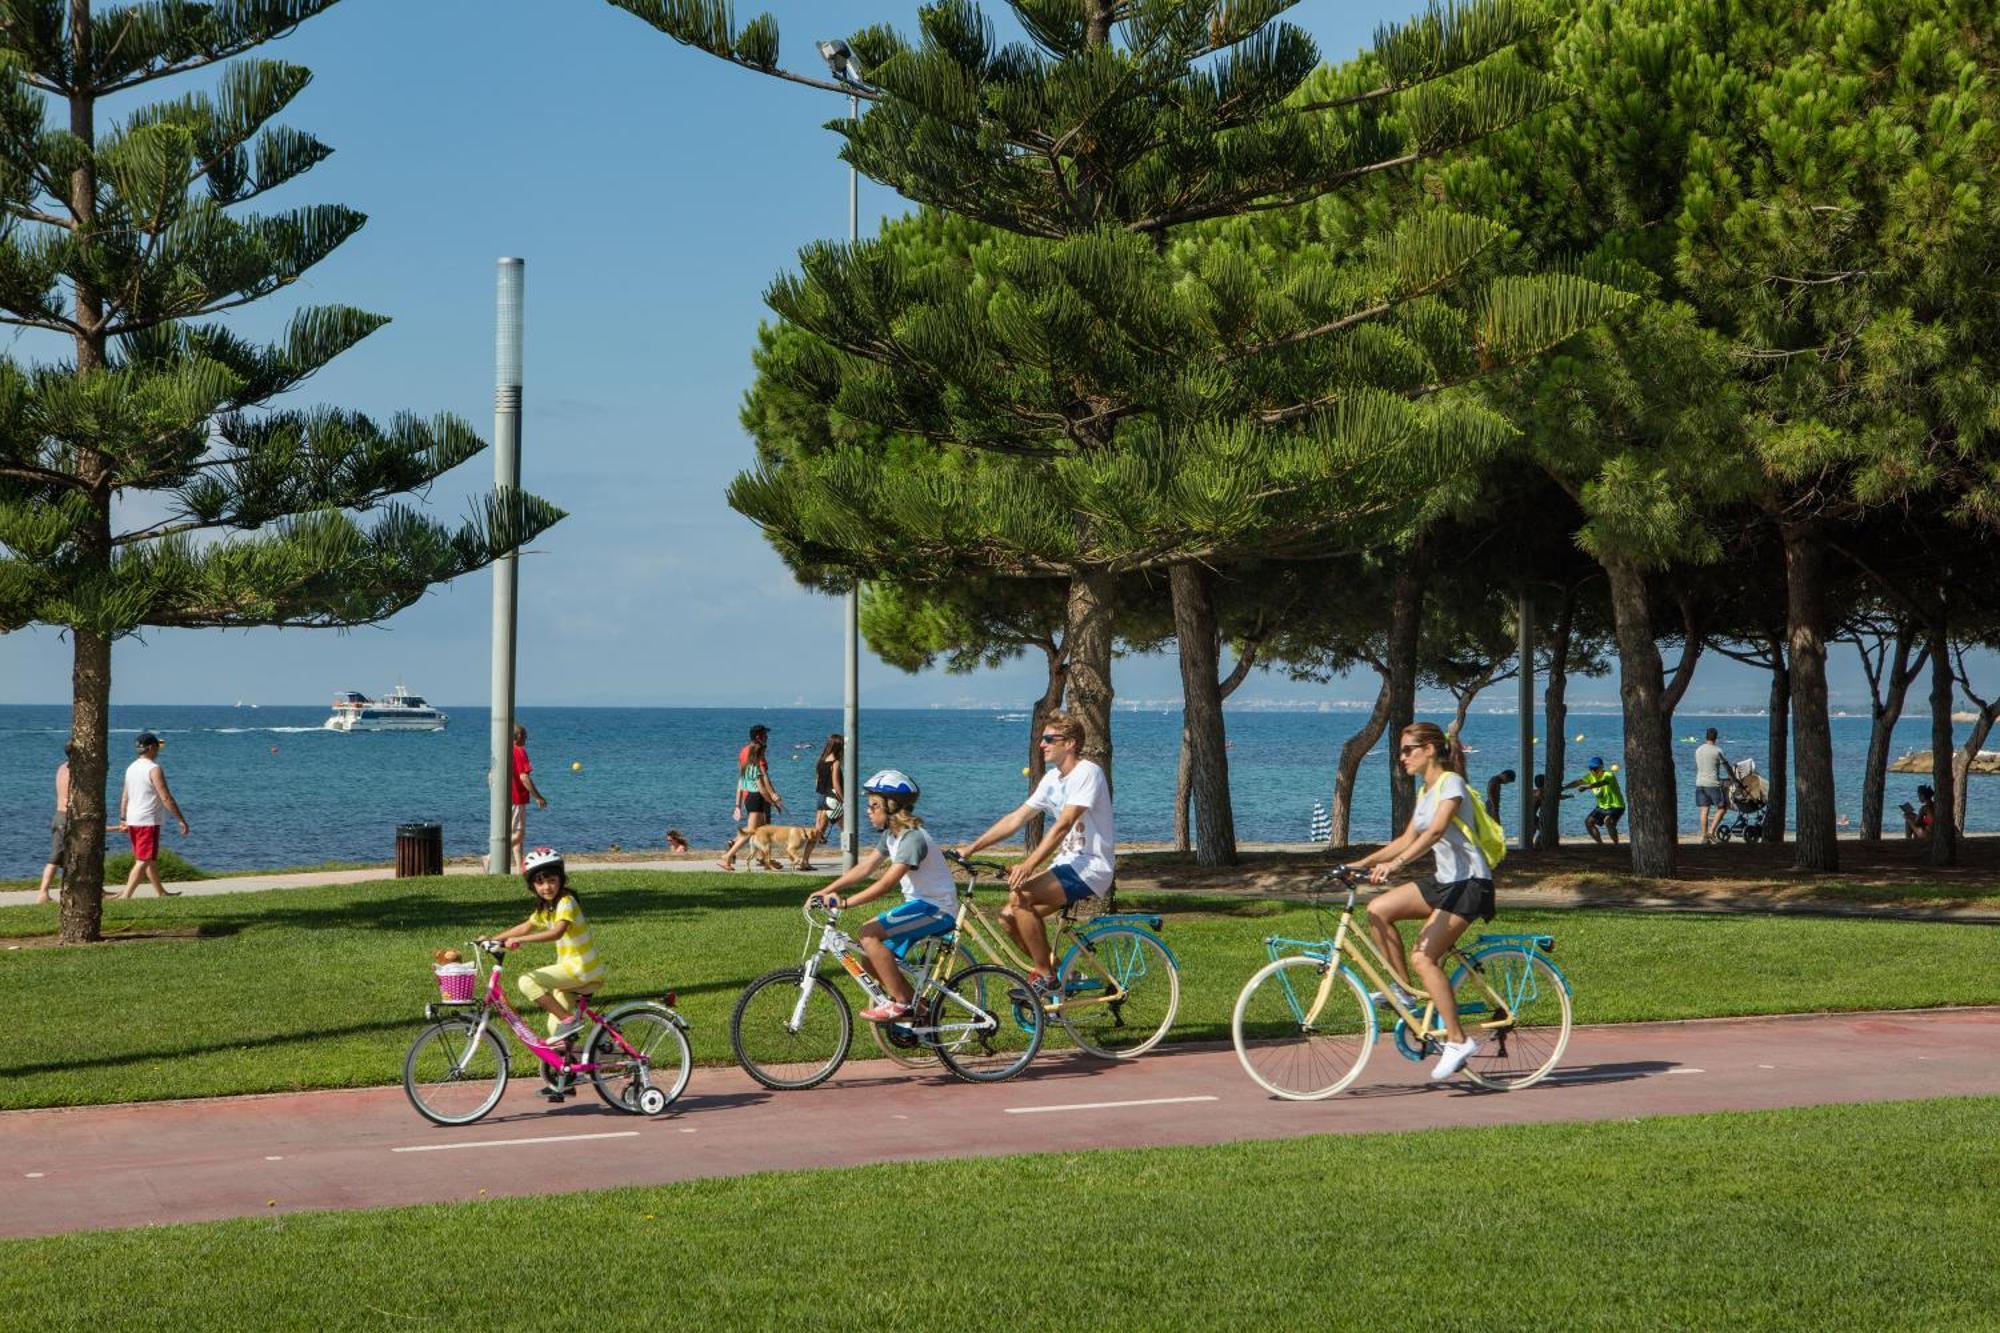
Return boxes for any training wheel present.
[638,1087,668,1116]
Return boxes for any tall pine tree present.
[0,1,563,942]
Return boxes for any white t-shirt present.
[1694,742,1727,787]
[124,756,163,826]
[879,826,957,914]
[1413,772,1489,884]
[1027,759,1115,895]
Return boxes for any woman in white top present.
[1348,721,1496,1081]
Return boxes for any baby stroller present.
[1714,758,1767,843]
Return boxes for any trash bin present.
[395,822,443,878]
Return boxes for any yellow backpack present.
[1427,773,1509,871]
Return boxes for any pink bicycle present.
[403,939,692,1125]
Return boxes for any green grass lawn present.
[2,1096,1992,1330]
[3,870,1997,1111]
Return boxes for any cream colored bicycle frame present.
[948,875,1125,1016]
[1309,894,1517,1043]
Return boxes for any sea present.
[1,703,1991,878]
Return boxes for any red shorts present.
[129,824,160,860]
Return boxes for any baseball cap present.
[136,731,161,748]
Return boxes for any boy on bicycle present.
[807,769,957,1022]
[958,712,1112,997]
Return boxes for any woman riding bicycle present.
[490,847,605,1045]
[1348,722,1495,1081]
[805,769,957,1023]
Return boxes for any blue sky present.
[0,0,1943,712]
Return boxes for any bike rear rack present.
[1474,932,1556,953]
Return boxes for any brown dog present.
[744,824,822,871]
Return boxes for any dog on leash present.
[744,823,822,871]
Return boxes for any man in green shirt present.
[1565,756,1626,845]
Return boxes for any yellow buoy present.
[571,761,583,772]
[1021,766,1031,776]
[1574,733,1585,742]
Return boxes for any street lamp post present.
[819,40,864,868]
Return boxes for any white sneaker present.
[1367,983,1420,1011]
[1430,1037,1480,1081]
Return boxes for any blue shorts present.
[1695,785,1726,808]
[874,900,955,958]
[1050,863,1096,904]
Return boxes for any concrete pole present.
[488,258,524,876]
[841,92,862,869]
[1518,584,1535,848]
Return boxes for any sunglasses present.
[1398,744,1424,755]
[1039,733,1070,744]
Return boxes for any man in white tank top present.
[118,732,190,898]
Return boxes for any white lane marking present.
[1756,1064,1775,1070]
[1005,1095,1219,1116]
[24,1173,44,1179]
[392,1130,641,1154]
[1667,1068,1706,1075]
[679,1128,697,1134]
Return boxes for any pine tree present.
[0,2,563,943]
[613,0,1630,863]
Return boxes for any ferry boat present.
[324,686,448,733]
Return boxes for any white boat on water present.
[324,686,448,733]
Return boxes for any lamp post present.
[488,258,524,876]
[818,38,865,867]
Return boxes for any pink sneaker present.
[860,999,913,1022]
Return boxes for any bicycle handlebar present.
[804,896,843,925]
[943,849,1009,877]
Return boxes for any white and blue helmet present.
[862,769,920,800]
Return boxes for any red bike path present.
[3,1006,1995,1240]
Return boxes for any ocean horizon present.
[3,703,1990,878]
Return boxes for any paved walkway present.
[3,1007,1993,1239]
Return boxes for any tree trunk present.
[1330,673,1392,849]
[1169,563,1236,866]
[1383,558,1425,837]
[1782,524,1839,872]
[1764,639,1789,845]
[1956,707,1996,836]
[1661,594,1704,717]
[1927,614,1957,866]
[1024,642,1066,850]
[1603,557,1677,878]
[59,626,113,945]
[1173,728,1192,851]
[1858,626,1920,842]
[1535,585,1577,849]
[1062,568,1116,781]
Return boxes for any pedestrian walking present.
[1692,728,1734,843]
[719,724,782,871]
[117,731,189,898]
[511,723,548,875]
[809,733,844,868]
[36,744,75,904]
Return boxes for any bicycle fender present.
[1062,923,1180,972]
[1464,943,1574,996]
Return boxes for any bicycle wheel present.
[589,1004,692,1114]
[867,941,974,1069]
[1231,955,1375,1100]
[404,1018,509,1126]
[928,963,1043,1083]
[1449,947,1572,1091]
[730,967,852,1090]
[1056,925,1180,1059]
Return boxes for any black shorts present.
[1585,806,1624,831]
[742,792,769,816]
[1420,875,1495,923]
